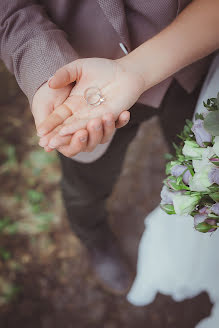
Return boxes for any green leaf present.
[164,153,174,161]
[186,119,193,128]
[165,162,172,175]
[203,141,213,147]
[208,184,219,193]
[209,192,219,202]
[164,177,190,191]
[203,97,218,111]
[210,157,219,167]
[195,222,217,233]
[176,175,183,185]
[208,214,219,219]
[203,111,219,136]
[195,113,204,120]
[160,204,176,215]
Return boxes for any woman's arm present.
[118,0,219,92]
[37,0,219,156]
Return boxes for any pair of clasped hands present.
[32,57,145,158]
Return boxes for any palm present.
[32,81,72,128]
[38,58,144,136]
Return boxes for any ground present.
[0,63,212,328]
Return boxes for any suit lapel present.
[97,0,131,51]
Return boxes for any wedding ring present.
[84,87,105,106]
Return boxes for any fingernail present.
[95,125,101,131]
[106,120,113,126]
[39,139,47,147]
[80,136,87,143]
[48,143,56,149]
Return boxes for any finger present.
[44,146,54,152]
[37,104,72,137]
[48,133,72,149]
[48,128,87,149]
[57,130,88,158]
[39,125,71,149]
[48,60,81,89]
[39,130,56,148]
[59,116,90,136]
[32,103,54,130]
[101,113,115,144]
[115,111,130,129]
[86,118,103,151]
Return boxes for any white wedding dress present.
[127,53,219,328]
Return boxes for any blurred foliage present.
[0,60,63,308]
[0,278,21,306]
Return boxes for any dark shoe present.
[86,229,134,295]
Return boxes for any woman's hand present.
[39,110,130,157]
[37,58,145,154]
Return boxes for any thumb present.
[48,60,81,89]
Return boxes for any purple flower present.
[209,167,219,185]
[191,119,212,147]
[194,215,218,233]
[211,203,219,216]
[205,219,217,232]
[194,213,207,226]
[210,157,219,167]
[199,206,211,215]
[160,186,175,204]
[170,165,192,185]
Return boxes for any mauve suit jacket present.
[0,0,213,163]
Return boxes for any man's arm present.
[0,0,78,106]
[35,0,219,149]
[118,0,219,92]
[0,1,130,158]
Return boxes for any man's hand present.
[36,58,144,157]
[32,74,131,156]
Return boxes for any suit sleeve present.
[0,1,79,106]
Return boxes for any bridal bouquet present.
[160,93,219,233]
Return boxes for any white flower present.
[172,194,201,216]
[192,147,215,173]
[213,136,219,157]
[189,164,213,191]
[182,140,205,159]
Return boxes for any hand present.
[32,81,72,152]
[37,58,145,155]
[33,76,130,156]
[38,111,130,157]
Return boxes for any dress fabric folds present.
[127,53,219,328]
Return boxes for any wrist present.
[116,44,159,94]
[115,55,148,96]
